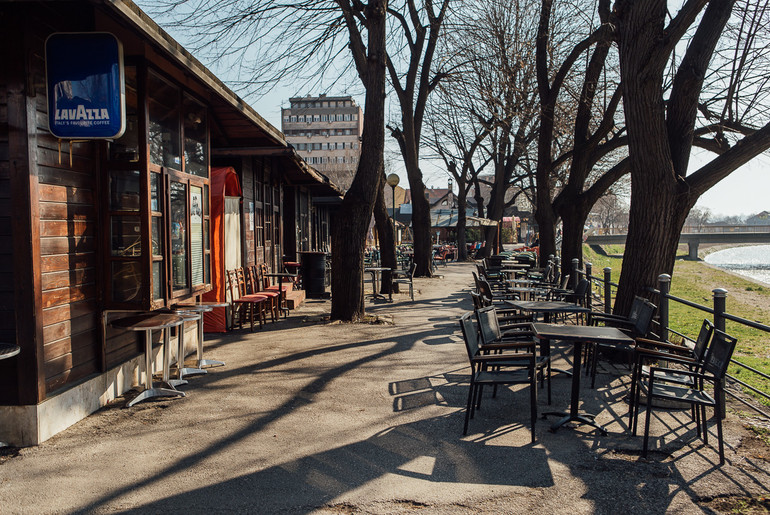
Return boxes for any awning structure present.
[431,212,497,228]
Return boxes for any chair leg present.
[716,404,725,465]
[463,381,475,435]
[701,404,709,445]
[643,401,653,458]
[530,375,537,443]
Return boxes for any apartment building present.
[282,95,363,189]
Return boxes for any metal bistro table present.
[0,343,21,447]
[505,300,589,323]
[111,313,186,407]
[505,300,592,377]
[364,267,393,301]
[174,302,229,370]
[533,323,634,434]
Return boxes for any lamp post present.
[386,174,400,296]
[386,173,400,250]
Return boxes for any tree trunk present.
[330,0,388,321]
[373,179,396,294]
[456,181,468,261]
[613,0,687,315]
[558,199,591,286]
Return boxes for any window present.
[313,115,320,122]
[321,114,328,122]
[353,113,358,121]
[104,68,212,308]
[290,115,297,122]
[183,95,208,178]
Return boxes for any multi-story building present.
[281,95,363,190]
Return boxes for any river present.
[703,244,770,286]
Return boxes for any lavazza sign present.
[45,32,126,140]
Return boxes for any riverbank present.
[583,244,770,403]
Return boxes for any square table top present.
[532,323,634,344]
[505,300,590,314]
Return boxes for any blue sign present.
[46,33,125,139]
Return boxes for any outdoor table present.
[0,343,20,447]
[265,272,298,316]
[506,286,549,301]
[110,313,186,407]
[174,302,228,369]
[164,309,203,382]
[504,300,589,322]
[532,323,634,434]
[364,267,393,301]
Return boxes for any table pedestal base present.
[127,386,185,408]
[197,359,224,368]
[543,410,607,435]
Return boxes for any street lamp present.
[386,173,400,275]
[386,173,400,245]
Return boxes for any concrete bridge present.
[585,226,770,259]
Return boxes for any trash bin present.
[300,251,327,298]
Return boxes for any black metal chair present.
[475,306,552,405]
[637,328,737,464]
[392,261,416,301]
[589,296,657,388]
[629,319,715,433]
[459,312,538,442]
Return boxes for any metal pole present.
[571,258,579,290]
[713,287,728,419]
[585,262,593,312]
[603,267,612,313]
[657,274,671,342]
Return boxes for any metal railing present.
[573,258,770,422]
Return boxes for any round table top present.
[0,343,20,360]
[110,313,185,331]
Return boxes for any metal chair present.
[629,319,715,434]
[392,261,416,300]
[458,312,538,442]
[638,329,737,464]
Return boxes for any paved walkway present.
[1,262,768,513]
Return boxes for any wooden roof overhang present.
[212,146,344,199]
[98,0,286,149]
[95,0,344,200]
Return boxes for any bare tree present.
[385,0,451,276]
[613,0,770,312]
[534,0,632,279]
[146,0,390,321]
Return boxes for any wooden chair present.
[260,263,291,316]
[246,265,279,322]
[226,269,268,331]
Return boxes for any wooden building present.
[0,0,342,446]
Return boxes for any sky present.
[134,0,768,220]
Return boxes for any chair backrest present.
[470,291,484,310]
[459,312,481,361]
[701,329,737,379]
[627,296,648,322]
[477,277,495,301]
[407,261,417,278]
[692,319,715,361]
[226,269,241,301]
[632,299,657,337]
[476,305,501,345]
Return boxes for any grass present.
[582,244,770,406]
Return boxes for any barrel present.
[300,251,327,297]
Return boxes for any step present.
[286,289,305,310]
